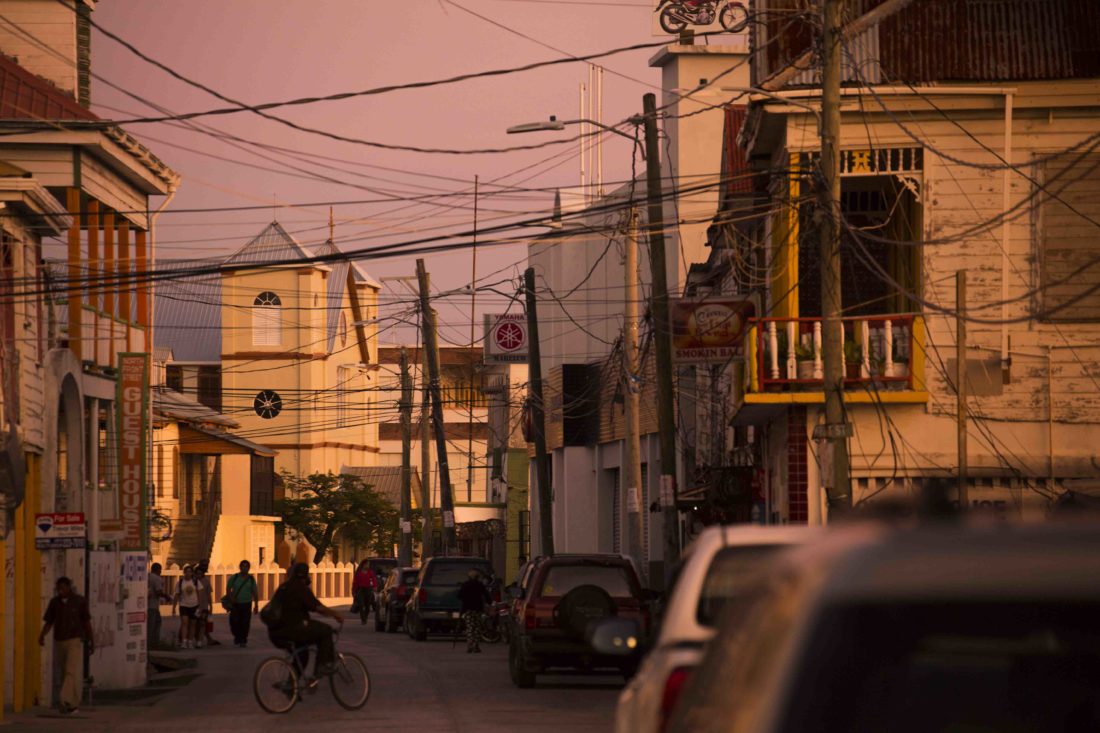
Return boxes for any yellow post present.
[14,453,42,711]
[911,316,927,392]
[66,188,82,361]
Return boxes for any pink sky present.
[91,0,663,336]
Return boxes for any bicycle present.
[253,628,370,714]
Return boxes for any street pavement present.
[9,609,621,732]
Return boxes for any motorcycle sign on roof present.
[652,0,749,36]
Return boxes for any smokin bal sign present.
[117,353,149,550]
[671,298,755,364]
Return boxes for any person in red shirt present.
[351,560,378,626]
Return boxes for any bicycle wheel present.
[254,657,299,714]
[329,652,371,711]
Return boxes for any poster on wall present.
[89,551,147,690]
[652,0,750,36]
[116,353,148,550]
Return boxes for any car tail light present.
[418,588,427,604]
[659,666,693,733]
[524,606,537,630]
[396,585,408,600]
[492,587,502,603]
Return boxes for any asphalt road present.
[10,610,621,732]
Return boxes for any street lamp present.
[506,114,643,147]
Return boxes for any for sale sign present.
[35,512,86,550]
[117,353,149,550]
[484,313,528,364]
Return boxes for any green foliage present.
[275,471,398,563]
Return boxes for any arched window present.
[339,311,348,348]
[253,291,282,346]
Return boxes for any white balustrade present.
[813,321,824,379]
[768,321,779,380]
[884,319,894,376]
[860,320,870,378]
[786,320,797,380]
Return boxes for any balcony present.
[738,314,929,408]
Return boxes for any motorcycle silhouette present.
[656,0,749,34]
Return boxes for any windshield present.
[539,564,634,598]
[401,571,419,585]
[697,544,787,626]
[780,601,1100,733]
[425,561,491,586]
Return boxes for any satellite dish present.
[0,428,26,525]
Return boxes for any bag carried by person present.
[221,573,253,612]
[259,585,286,628]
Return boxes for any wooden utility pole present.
[399,347,413,566]
[956,270,968,509]
[642,92,679,581]
[420,360,433,560]
[818,0,852,510]
[623,208,646,580]
[416,259,456,552]
[467,175,479,503]
[524,268,554,556]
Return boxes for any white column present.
[768,322,779,380]
[786,321,797,380]
[813,321,823,380]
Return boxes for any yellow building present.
[156,222,383,564]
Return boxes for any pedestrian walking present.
[351,560,377,626]
[38,577,93,714]
[194,561,217,647]
[458,569,492,653]
[225,560,260,647]
[174,564,200,649]
[147,563,171,648]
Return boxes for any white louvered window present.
[252,291,282,346]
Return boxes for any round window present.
[254,390,283,419]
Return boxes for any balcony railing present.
[744,314,925,397]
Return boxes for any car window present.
[779,600,1100,733]
[539,564,634,598]
[426,562,491,585]
[697,544,787,627]
[402,571,419,585]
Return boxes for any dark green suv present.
[405,556,495,641]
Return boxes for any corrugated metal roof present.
[154,388,239,428]
[340,465,422,509]
[0,51,97,122]
[224,221,312,265]
[313,239,350,353]
[755,0,1100,87]
[721,105,755,198]
[879,0,1100,82]
[154,259,222,363]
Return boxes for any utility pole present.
[623,208,646,581]
[420,358,433,560]
[817,0,852,511]
[524,267,555,556]
[416,259,457,552]
[642,92,680,582]
[398,347,413,566]
[467,175,479,503]
[957,270,968,509]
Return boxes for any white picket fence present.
[159,561,356,613]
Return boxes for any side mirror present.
[588,617,642,657]
[507,585,523,600]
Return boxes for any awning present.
[179,424,276,457]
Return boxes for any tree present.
[276,471,397,563]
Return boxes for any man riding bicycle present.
[267,563,344,676]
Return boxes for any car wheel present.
[413,618,428,641]
[406,613,417,639]
[509,644,536,688]
[385,608,397,633]
[374,607,385,632]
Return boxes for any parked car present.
[377,566,419,633]
[503,556,545,643]
[508,553,652,688]
[405,556,495,641]
[666,521,1100,733]
[612,526,817,733]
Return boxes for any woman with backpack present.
[174,565,200,649]
[224,560,260,647]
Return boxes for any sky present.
[90,0,666,341]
